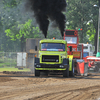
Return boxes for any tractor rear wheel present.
[94,65,99,72]
[84,62,88,76]
[69,60,74,77]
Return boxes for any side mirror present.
[35,46,37,51]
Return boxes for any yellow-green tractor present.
[34,39,74,77]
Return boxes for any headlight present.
[59,65,64,68]
[61,54,66,58]
[61,55,66,58]
[36,65,41,67]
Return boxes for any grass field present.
[0,56,31,72]
[0,67,31,72]
[0,54,32,72]
[0,58,17,68]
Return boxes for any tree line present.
[0,0,99,53]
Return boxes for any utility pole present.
[97,0,100,52]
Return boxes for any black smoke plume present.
[25,0,67,38]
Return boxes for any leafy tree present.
[86,0,98,53]
[86,23,95,44]
[66,0,98,53]
[5,19,43,51]
[0,0,23,51]
[0,0,99,53]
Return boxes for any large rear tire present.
[63,66,69,78]
[69,60,74,77]
[35,69,40,77]
[84,62,88,76]
[94,65,99,72]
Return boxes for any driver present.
[68,38,73,43]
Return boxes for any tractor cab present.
[64,30,83,59]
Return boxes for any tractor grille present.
[42,55,59,62]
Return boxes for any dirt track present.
[0,72,100,100]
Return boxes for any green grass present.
[0,67,31,72]
[0,57,31,72]
[0,58,17,68]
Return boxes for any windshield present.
[65,37,77,44]
[41,43,65,51]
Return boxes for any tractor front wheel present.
[63,66,69,78]
[35,69,40,77]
